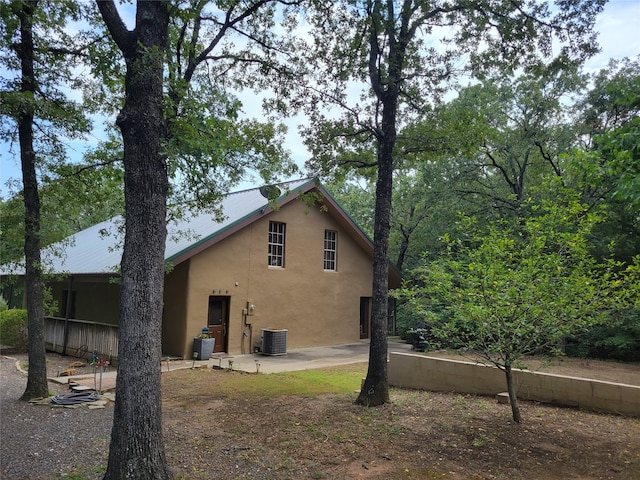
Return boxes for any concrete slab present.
[45,340,414,390]
[200,340,413,374]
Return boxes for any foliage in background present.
[395,184,629,422]
[568,254,640,362]
[329,60,640,364]
[0,160,124,266]
[0,309,28,352]
[570,57,640,264]
[577,58,640,206]
[566,309,640,362]
[326,178,376,239]
[292,0,605,409]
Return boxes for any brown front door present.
[208,296,229,353]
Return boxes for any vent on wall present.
[261,328,288,356]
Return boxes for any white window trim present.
[268,221,286,268]
[323,229,337,271]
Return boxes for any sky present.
[1,0,639,200]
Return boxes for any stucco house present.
[1,179,401,362]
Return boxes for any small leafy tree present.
[398,185,622,423]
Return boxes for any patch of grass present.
[282,365,366,390]
[472,434,489,447]
[453,394,469,410]
[58,463,106,480]
[196,364,367,399]
[473,398,492,411]
[92,465,107,476]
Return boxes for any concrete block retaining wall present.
[388,352,640,417]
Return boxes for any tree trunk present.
[505,364,522,423]
[98,2,172,479]
[17,0,49,402]
[356,154,393,406]
[396,228,410,272]
[355,0,404,407]
[356,96,398,407]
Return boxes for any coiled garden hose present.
[51,391,101,405]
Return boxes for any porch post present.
[62,275,73,356]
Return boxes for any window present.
[268,221,286,267]
[59,290,77,318]
[324,230,337,271]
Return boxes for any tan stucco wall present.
[389,353,640,417]
[177,199,374,358]
[162,261,190,357]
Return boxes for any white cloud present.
[585,0,640,72]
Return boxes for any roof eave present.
[166,179,319,266]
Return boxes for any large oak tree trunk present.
[17,0,49,402]
[356,150,393,406]
[356,79,398,407]
[355,0,406,406]
[98,2,172,478]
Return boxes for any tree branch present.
[96,0,134,54]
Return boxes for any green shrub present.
[0,309,28,352]
[394,303,420,339]
[0,296,7,313]
[566,308,640,362]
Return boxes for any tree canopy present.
[396,183,631,422]
[292,0,606,407]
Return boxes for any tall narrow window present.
[268,221,286,267]
[324,229,337,271]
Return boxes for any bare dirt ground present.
[4,352,640,479]
[424,349,640,386]
[158,355,640,480]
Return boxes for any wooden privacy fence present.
[44,316,119,366]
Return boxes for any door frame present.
[359,297,371,339]
[207,295,230,353]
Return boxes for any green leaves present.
[165,88,296,211]
[398,186,631,370]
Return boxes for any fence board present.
[44,317,119,365]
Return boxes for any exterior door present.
[208,296,229,353]
[359,297,371,339]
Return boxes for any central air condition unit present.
[261,328,288,356]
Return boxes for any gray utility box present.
[261,328,288,356]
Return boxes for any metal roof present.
[1,179,314,276]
